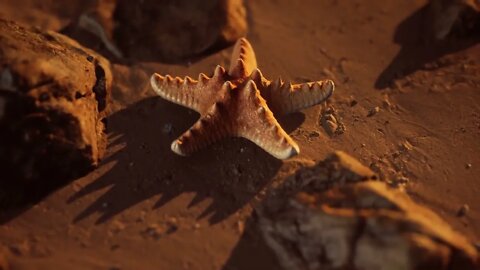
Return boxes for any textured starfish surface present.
[150,38,334,159]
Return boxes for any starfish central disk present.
[150,38,334,160]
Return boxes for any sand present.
[0,0,479,269]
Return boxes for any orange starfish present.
[150,38,334,159]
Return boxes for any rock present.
[427,0,480,40]
[258,153,479,270]
[142,221,178,240]
[308,131,320,138]
[400,140,414,151]
[0,0,97,33]
[323,119,338,136]
[162,123,173,135]
[0,19,111,195]
[458,204,470,217]
[393,175,410,187]
[321,109,346,136]
[279,151,378,194]
[382,98,392,110]
[61,0,123,60]
[113,0,248,62]
[65,14,122,60]
[350,99,358,107]
[367,106,380,117]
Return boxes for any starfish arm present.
[267,79,335,115]
[151,66,227,113]
[236,81,299,159]
[228,38,258,78]
[171,83,234,156]
[250,68,269,89]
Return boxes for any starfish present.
[150,38,334,159]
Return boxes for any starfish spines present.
[184,76,194,84]
[229,59,248,78]
[232,80,300,159]
[213,65,226,79]
[151,38,334,160]
[172,103,230,156]
[198,73,209,84]
[151,73,201,111]
[222,81,234,90]
[229,38,257,78]
[244,80,257,96]
[242,123,299,159]
[250,69,267,87]
[266,79,335,115]
[294,79,335,108]
[171,141,186,156]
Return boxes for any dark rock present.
[61,0,123,61]
[457,204,470,217]
[280,151,378,193]
[427,0,480,40]
[113,0,248,63]
[258,152,479,270]
[0,19,112,203]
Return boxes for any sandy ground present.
[0,0,479,269]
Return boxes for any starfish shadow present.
[0,182,39,224]
[375,4,480,89]
[68,97,303,225]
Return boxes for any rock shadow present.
[221,213,281,270]
[68,97,303,224]
[375,4,480,89]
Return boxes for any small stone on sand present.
[162,123,173,134]
[457,204,470,217]
[367,106,380,117]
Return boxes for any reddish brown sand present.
[1,0,479,269]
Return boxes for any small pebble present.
[367,106,380,117]
[335,123,346,135]
[393,80,402,90]
[162,123,173,134]
[465,163,472,169]
[308,131,320,138]
[232,165,242,176]
[395,176,410,185]
[325,120,338,135]
[322,114,338,136]
[350,99,358,107]
[400,141,413,151]
[457,204,470,217]
[324,114,337,123]
[0,68,15,91]
[382,99,392,110]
